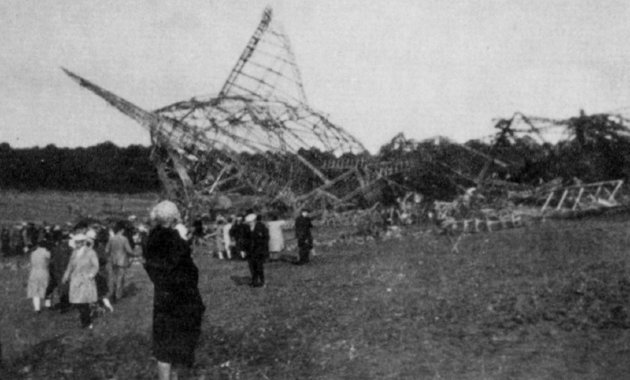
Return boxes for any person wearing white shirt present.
[222,217,233,259]
[266,214,286,261]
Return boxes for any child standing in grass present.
[26,239,51,313]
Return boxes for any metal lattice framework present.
[64,7,371,217]
[154,8,365,157]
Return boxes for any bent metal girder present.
[63,7,368,218]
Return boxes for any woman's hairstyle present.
[150,201,182,226]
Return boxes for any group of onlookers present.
[143,201,316,379]
[192,209,314,287]
[194,212,284,261]
[1,222,54,257]
[15,204,315,379]
[18,206,313,323]
[23,218,145,329]
[12,204,203,379]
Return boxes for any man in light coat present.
[105,221,134,303]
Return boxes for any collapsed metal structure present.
[64,8,393,218]
[64,7,630,226]
[66,8,502,220]
[430,110,630,233]
[63,7,534,220]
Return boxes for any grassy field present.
[2,205,630,378]
[0,190,159,225]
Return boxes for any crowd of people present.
[148,203,314,378]
[6,217,146,329]
[6,207,313,321]
[189,208,314,287]
[4,203,315,379]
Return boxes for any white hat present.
[72,233,88,242]
[245,213,257,223]
[69,233,89,249]
[86,230,97,240]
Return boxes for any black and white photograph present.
[2,0,630,378]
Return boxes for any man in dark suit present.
[245,213,269,287]
[230,214,249,260]
[294,209,313,265]
[45,229,71,312]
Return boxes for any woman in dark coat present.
[45,230,71,312]
[144,201,205,380]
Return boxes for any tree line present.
[3,112,630,198]
[0,142,160,193]
[375,113,630,201]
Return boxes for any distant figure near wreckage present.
[295,209,314,265]
[245,213,269,287]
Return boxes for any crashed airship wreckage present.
[433,110,630,234]
[64,7,480,220]
[64,8,375,218]
[63,8,485,219]
[64,7,629,228]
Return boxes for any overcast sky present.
[2,0,630,153]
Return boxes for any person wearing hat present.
[26,238,51,313]
[245,213,269,287]
[295,209,314,265]
[62,233,99,329]
[144,201,205,380]
[68,221,88,250]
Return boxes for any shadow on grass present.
[122,282,140,299]
[230,275,252,286]
[194,323,320,379]
[7,332,154,379]
[6,320,323,379]
[273,253,298,264]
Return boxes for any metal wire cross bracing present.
[63,7,368,215]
